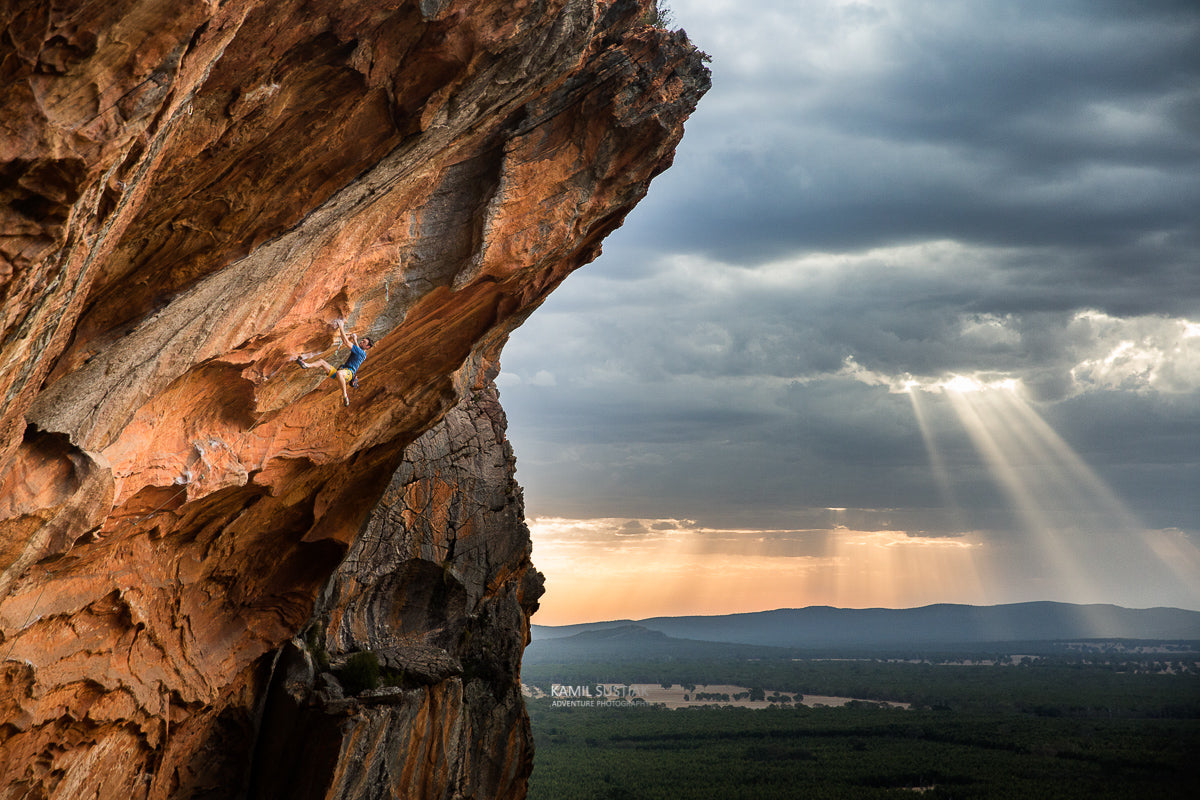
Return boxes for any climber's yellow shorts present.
[326,366,354,383]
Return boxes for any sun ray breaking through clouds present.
[944,384,1097,602]
[907,386,970,535]
[503,0,1200,624]
[523,372,1200,625]
[934,378,1200,612]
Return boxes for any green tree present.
[639,1,673,29]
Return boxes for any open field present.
[525,645,1200,799]
[525,683,910,710]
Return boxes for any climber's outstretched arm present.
[335,319,356,349]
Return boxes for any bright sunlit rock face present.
[0,0,710,795]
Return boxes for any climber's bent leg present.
[297,356,337,378]
[335,369,352,406]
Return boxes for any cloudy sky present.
[498,0,1200,625]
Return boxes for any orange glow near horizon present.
[528,518,988,626]
[526,379,1200,626]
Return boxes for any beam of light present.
[829,529,985,610]
[907,384,967,526]
[997,392,1142,530]
[904,386,997,603]
[1143,528,1200,590]
[936,378,1200,613]
[944,387,1094,602]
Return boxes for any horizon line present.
[533,599,1200,629]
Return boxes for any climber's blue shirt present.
[341,343,367,373]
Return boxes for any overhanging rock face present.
[0,0,708,796]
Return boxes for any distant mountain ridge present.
[532,602,1200,648]
[523,623,798,664]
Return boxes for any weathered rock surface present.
[249,376,543,799]
[0,0,708,797]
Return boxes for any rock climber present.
[295,320,373,406]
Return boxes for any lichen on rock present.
[0,0,708,796]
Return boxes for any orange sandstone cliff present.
[0,0,709,796]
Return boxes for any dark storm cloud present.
[624,0,1200,290]
[505,241,1192,395]
[499,0,1200,598]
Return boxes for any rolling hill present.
[531,602,1200,651]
